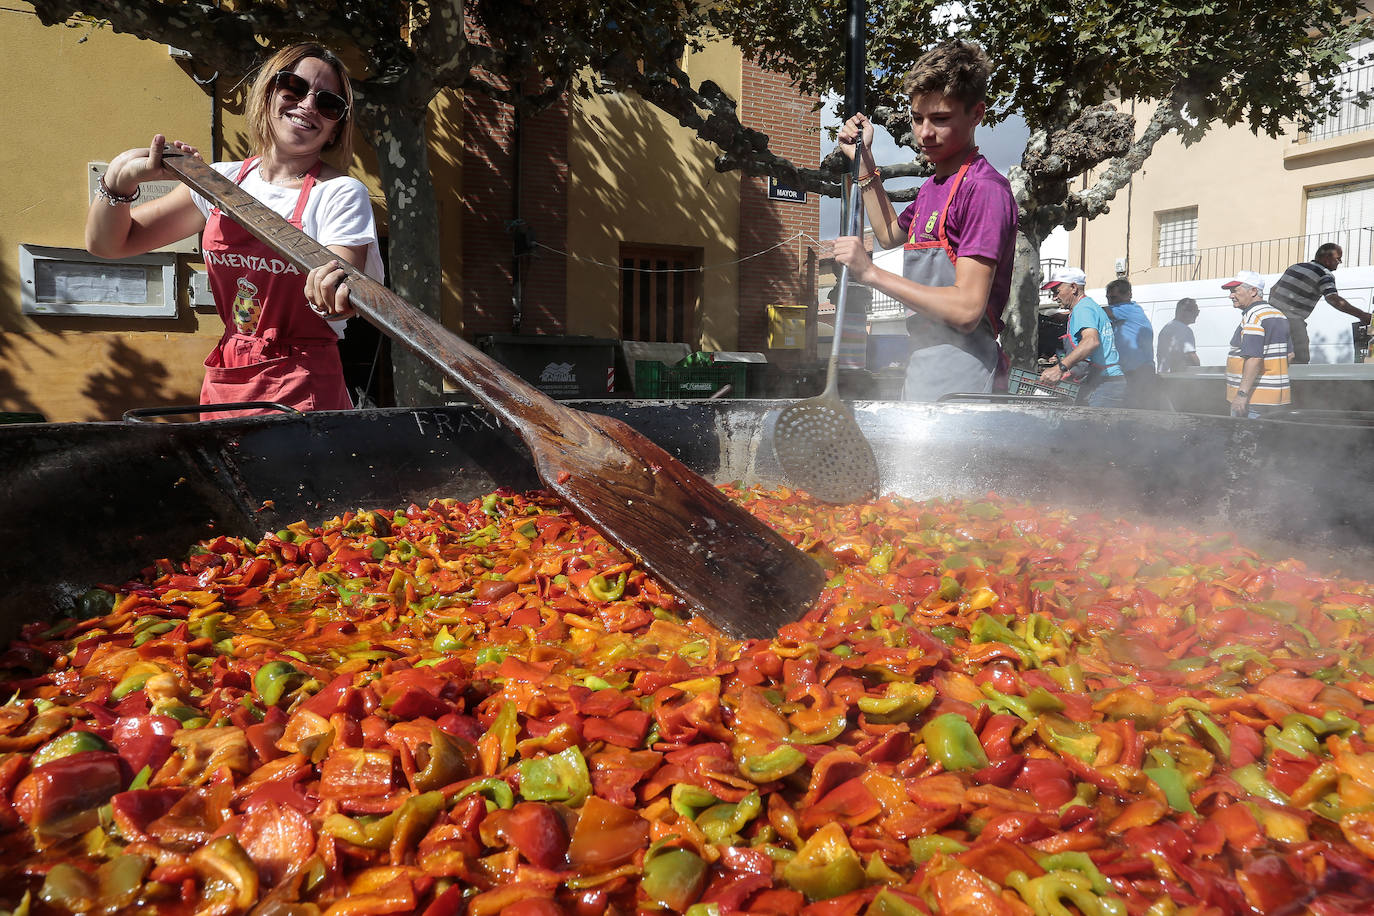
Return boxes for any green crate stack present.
[633,361,747,398]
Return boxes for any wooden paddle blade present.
[544,412,826,639]
[157,149,824,638]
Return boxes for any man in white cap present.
[1038,266,1126,407]
[1223,270,1291,418]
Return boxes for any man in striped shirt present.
[1269,243,1370,363]
[1224,270,1291,418]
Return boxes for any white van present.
[1094,267,1374,367]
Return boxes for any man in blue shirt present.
[1038,266,1126,407]
[1104,278,1157,408]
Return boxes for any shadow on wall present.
[82,338,178,420]
[0,239,48,416]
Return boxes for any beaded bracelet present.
[856,168,882,189]
[96,174,141,206]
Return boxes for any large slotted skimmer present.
[772,143,881,504]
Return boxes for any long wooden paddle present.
[160,151,823,640]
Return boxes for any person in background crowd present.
[1157,297,1201,372]
[86,43,383,420]
[1103,278,1157,408]
[1038,267,1127,407]
[1269,243,1370,364]
[1224,270,1291,418]
[832,39,1018,401]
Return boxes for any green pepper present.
[94,854,151,911]
[322,791,444,853]
[642,847,708,911]
[111,671,153,701]
[39,864,95,911]
[1039,719,1100,763]
[451,777,515,810]
[788,713,849,746]
[1231,763,1290,805]
[684,905,721,916]
[969,615,1034,665]
[781,822,865,900]
[254,661,305,708]
[480,493,500,517]
[858,682,935,724]
[979,684,1036,723]
[586,571,627,601]
[1264,721,1320,757]
[739,745,808,783]
[1185,710,1232,761]
[518,746,591,806]
[696,791,761,845]
[132,620,176,647]
[432,626,461,653]
[475,646,509,666]
[907,834,968,864]
[1250,599,1299,622]
[414,728,474,792]
[868,888,927,916]
[930,625,964,645]
[1006,868,1127,916]
[1017,615,1070,664]
[516,520,539,539]
[868,545,895,575]
[937,575,963,601]
[671,784,719,818]
[32,730,111,767]
[1044,663,1086,693]
[1036,852,1116,897]
[922,713,988,771]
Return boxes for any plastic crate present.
[1007,367,1080,401]
[634,361,748,398]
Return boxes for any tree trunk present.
[1003,229,1047,370]
[360,103,445,408]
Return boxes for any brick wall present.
[461,90,569,337]
[737,59,822,352]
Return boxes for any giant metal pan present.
[1,401,1369,638]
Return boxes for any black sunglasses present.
[272,70,349,122]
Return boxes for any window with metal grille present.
[619,244,702,343]
[1155,207,1198,267]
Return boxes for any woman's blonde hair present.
[245,43,355,165]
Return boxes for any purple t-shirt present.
[897,154,1018,328]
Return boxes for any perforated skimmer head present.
[772,395,880,504]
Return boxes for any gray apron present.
[901,152,1003,401]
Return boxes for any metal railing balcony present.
[1298,62,1374,144]
[1161,227,1374,282]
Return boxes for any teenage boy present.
[833,40,1019,402]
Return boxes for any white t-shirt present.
[190,160,385,336]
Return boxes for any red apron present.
[199,157,352,420]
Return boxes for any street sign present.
[767,177,806,203]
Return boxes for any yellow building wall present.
[1073,99,1374,288]
[566,43,744,349]
[0,11,218,421]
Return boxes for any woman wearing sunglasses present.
[86,43,382,419]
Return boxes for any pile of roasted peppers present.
[2,486,1374,915]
